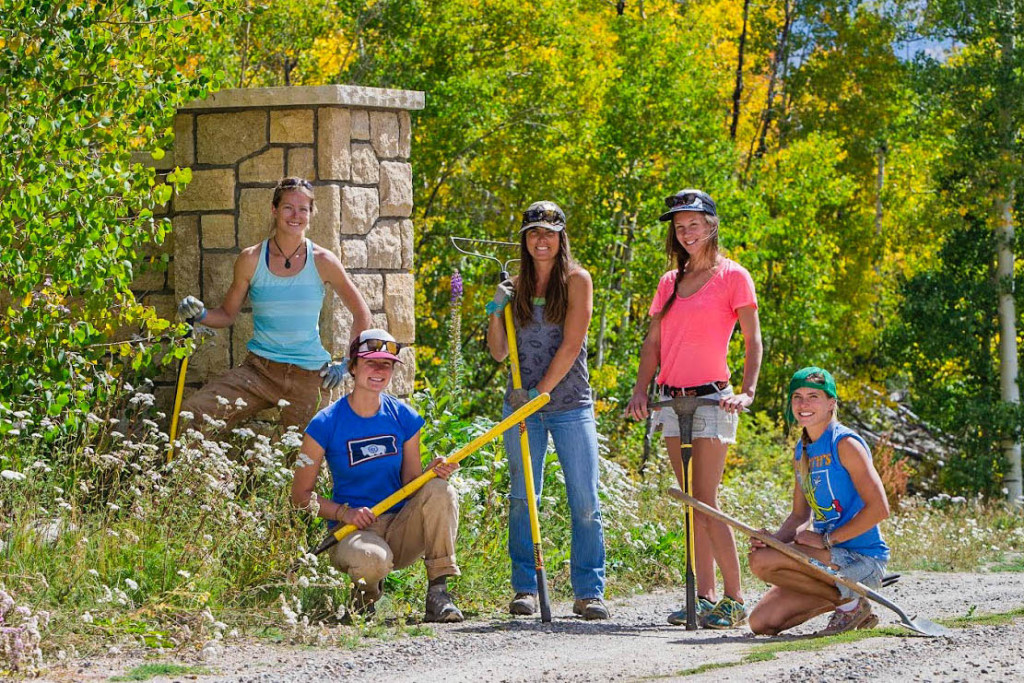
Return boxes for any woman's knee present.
[747,606,779,636]
[748,548,777,579]
[330,538,394,583]
[420,478,458,509]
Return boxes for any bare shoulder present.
[837,434,871,465]
[311,241,343,268]
[568,266,593,287]
[235,243,262,277]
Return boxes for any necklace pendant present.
[285,259,292,269]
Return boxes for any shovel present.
[667,488,949,637]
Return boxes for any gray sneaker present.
[509,592,538,616]
[424,589,464,623]
[815,599,875,636]
[573,597,610,620]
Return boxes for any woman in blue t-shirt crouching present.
[291,329,464,623]
[748,367,890,636]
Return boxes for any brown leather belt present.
[660,380,730,398]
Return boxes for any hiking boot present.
[572,597,610,620]
[667,596,716,626]
[816,599,876,636]
[424,589,464,623]
[509,592,538,616]
[703,596,747,629]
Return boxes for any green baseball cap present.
[785,366,838,424]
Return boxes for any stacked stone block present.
[135,85,424,401]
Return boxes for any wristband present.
[335,503,350,523]
[485,298,508,316]
[822,531,832,549]
[196,308,208,322]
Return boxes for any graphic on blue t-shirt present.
[348,435,398,466]
[802,469,842,524]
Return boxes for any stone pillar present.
[152,85,423,400]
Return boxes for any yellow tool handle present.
[503,306,544,544]
[165,356,189,464]
[329,391,551,542]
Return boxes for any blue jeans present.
[503,404,606,599]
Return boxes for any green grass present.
[942,605,1024,628]
[109,663,211,681]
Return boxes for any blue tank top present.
[247,239,331,370]
[794,421,890,561]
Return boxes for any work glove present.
[508,387,540,410]
[485,279,514,316]
[177,295,207,322]
[320,359,349,390]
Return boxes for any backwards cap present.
[785,366,838,424]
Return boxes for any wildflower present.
[81,611,94,624]
[234,397,248,408]
[87,569,99,577]
[125,578,139,591]
[216,395,230,406]
[277,398,291,408]
[1,470,26,481]
[177,570,192,579]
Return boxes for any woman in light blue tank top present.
[176,177,372,433]
[748,367,891,636]
[485,201,609,620]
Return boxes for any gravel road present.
[42,572,1024,682]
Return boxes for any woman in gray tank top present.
[486,201,608,620]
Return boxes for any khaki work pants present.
[181,352,334,433]
[329,479,461,596]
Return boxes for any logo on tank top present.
[348,435,399,466]
[800,469,842,524]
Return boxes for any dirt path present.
[43,572,1024,682]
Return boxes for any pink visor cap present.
[349,329,403,362]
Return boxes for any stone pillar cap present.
[181,85,425,112]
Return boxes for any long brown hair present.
[654,213,720,320]
[513,229,577,328]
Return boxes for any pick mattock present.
[450,235,552,623]
[166,317,197,464]
[667,488,949,637]
[650,395,724,630]
[311,392,551,556]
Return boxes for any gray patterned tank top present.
[506,298,592,413]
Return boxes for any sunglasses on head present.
[522,208,565,226]
[357,338,402,355]
[665,192,703,209]
[279,178,313,190]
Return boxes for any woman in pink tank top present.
[626,189,762,629]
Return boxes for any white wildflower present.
[124,578,139,591]
[177,570,192,579]
[277,398,291,408]
[1,469,26,481]
[87,569,100,577]
[81,611,94,624]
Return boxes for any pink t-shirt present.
[648,258,758,388]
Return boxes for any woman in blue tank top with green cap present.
[485,200,609,621]
[748,367,890,636]
[175,177,372,433]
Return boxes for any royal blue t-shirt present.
[305,394,425,512]
[795,421,890,561]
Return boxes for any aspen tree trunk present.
[995,187,1021,503]
[997,20,1021,504]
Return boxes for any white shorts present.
[655,385,739,444]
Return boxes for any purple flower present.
[450,271,463,302]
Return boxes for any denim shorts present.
[831,546,887,601]
[655,385,739,444]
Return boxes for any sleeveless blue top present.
[794,421,890,561]
[247,239,331,370]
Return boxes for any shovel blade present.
[901,616,949,637]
